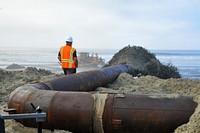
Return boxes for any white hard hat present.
[66,36,73,42]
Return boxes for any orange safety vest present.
[60,45,76,68]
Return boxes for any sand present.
[0,68,200,133]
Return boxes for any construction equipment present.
[78,52,105,67]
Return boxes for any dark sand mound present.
[107,45,181,79]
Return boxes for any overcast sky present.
[0,0,200,50]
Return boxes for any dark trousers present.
[62,68,76,75]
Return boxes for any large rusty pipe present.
[43,65,137,91]
[8,86,197,133]
[103,94,197,133]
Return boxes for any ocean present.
[0,47,200,79]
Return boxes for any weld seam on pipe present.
[92,93,108,133]
[48,91,60,131]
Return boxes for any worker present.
[58,36,78,75]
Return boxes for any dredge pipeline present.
[7,65,197,133]
[39,64,137,91]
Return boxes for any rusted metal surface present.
[8,87,197,133]
[44,65,137,91]
[103,94,197,133]
[8,88,94,133]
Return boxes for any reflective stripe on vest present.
[60,46,76,68]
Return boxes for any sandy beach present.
[0,67,199,133]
